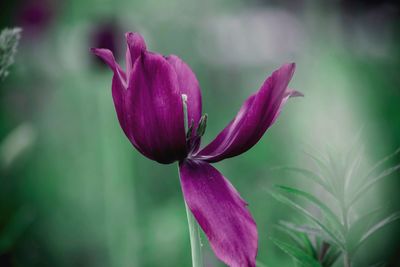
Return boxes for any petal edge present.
[195,63,297,162]
[179,159,258,267]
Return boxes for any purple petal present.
[90,48,126,84]
[91,47,147,154]
[179,159,258,267]
[126,52,187,164]
[166,55,202,127]
[195,63,297,163]
[271,89,303,125]
[125,32,146,79]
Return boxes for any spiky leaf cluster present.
[271,146,400,267]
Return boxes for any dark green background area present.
[1,0,400,266]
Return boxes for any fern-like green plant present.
[0,27,22,80]
[271,220,341,267]
[270,145,400,267]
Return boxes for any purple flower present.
[91,32,301,267]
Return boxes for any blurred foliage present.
[271,144,400,266]
[0,0,400,266]
[0,28,21,80]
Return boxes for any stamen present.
[181,94,189,133]
[197,114,208,137]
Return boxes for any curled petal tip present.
[90,47,115,65]
[90,47,109,53]
[125,32,146,47]
[285,62,296,75]
[90,47,103,55]
[90,47,113,59]
[286,89,304,98]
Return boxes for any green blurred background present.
[1,0,400,266]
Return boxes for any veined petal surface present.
[126,52,187,164]
[196,63,298,163]
[179,159,258,267]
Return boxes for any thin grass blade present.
[269,190,345,249]
[277,221,318,258]
[270,238,323,267]
[322,246,341,267]
[365,148,400,179]
[349,164,400,206]
[347,206,383,250]
[354,211,400,252]
[275,185,344,234]
[279,167,334,195]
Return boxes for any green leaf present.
[304,151,340,198]
[280,221,328,240]
[365,147,400,179]
[271,238,322,267]
[349,164,400,206]
[344,147,363,194]
[304,151,331,175]
[276,222,317,258]
[326,152,344,198]
[276,224,309,250]
[279,167,334,195]
[322,246,341,267]
[275,185,344,234]
[347,207,383,250]
[269,190,345,249]
[354,211,400,252]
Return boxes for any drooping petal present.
[195,63,298,163]
[125,32,146,79]
[91,48,127,134]
[126,52,187,164]
[179,159,258,267]
[166,55,202,129]
[91,47,147,154]
[91,48,126,85]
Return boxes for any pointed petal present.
[126,52,187,164]
[91,48,127,135]
[195,63,298,162]
[125,32,146,78]
[91,48,126,84]
[179,159,258,267]
[166,55,202,131]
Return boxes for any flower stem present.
[184,202,203,267]
[180,95,203,267]
[343,252,351,267]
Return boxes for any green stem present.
[340,175,351,267]
[184,202,203,267]
[180,94,203,266]
[343,252,351,267]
